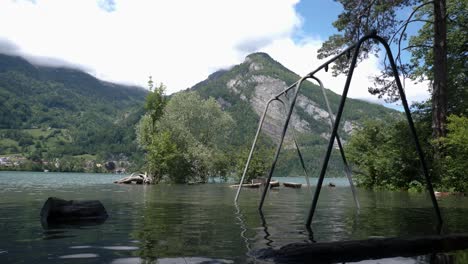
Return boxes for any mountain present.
[0,53,147,168]
[0,52,399,175]
[191,52,400,176]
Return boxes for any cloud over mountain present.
[0,0,429,105]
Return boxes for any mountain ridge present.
[0,51,398,175]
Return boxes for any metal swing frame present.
[304,32,442,227]
[235,31,443,228]
[234,66,360,210]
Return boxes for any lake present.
[0,171,467,263]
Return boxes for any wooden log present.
[40,197,108,228]
[255,234,468,263]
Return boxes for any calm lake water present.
[0,171,467,263]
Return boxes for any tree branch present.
[403,44,433,50]
[390,1,435,82]
[389,1,435,45]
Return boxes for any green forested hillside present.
[0,54,147,170]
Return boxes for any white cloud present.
[0,0,429,104]
[0,0,300,93]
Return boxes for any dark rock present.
[40,197,108,229]
[105,161,116,171]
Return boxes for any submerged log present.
[40,197,108,228]
[255,234,468,263]
[283,182,302,188]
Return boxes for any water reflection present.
[130,185,244,263]
[41,218,108,230]
[233,202,252,253]
[258,210,275,247]
[0,172,468,263]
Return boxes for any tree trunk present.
[432,0,448,138]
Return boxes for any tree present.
[144,77,167,130]
[137,92,234,183]
[318,0,454,139]
[409,0,467,117]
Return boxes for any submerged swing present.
[235,31,442,228]
[234,52,360,210]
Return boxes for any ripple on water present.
[110,257,142,264]
[101,246,139,251]
[69,246,93,249]
[58,253,99,259]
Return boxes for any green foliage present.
[137,92,234,183]
[145,77,167,128]
[234,144,274,183]
[347,113,468,193]
[437,115,468,192]
[346,118,430,190]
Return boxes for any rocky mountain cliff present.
[192,52,400,176]
[193,52,398,144]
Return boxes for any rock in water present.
[40,197,108,228]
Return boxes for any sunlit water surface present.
[0,171,467,263]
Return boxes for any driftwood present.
[255,234,468,263]
[40,197,108,228]
[114,172,153,184]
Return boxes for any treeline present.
[347,104,467,192]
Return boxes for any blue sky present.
[0,0,430,106]
[294,0,341,40]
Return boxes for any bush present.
[438,115,468,192]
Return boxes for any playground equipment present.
[235,31,442,228]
